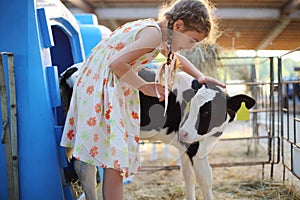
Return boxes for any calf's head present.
[178,79,255,143]
[59,66,79,115]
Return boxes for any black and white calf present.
[139,69,255,200]
[60,66,255,200]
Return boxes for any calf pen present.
[1,50,300,199]
[122,52,300,199]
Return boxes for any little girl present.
[60,0,225,199]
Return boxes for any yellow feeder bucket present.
[236,102,250,121]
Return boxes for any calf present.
[60,66,255,200]
[139,69,255,200]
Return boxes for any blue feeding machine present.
[0,0,111,199]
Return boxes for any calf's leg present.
[74,159,97,200]
[180,153,196,200]
[193,156,213,200]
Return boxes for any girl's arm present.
[109,26,166,101]
[175,52,226,88]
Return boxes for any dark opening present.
[50,26,74,126]
[50,26,74,75]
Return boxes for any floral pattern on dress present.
[60,18,161,177]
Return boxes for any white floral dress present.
[60,19,162,177]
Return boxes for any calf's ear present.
[227,94,256,121]
[227,94,256,112]
[60,67,78,83]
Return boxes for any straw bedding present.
[70,122,300,199]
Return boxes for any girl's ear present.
[173,19,184,31]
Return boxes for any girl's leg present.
[102,168,123,200]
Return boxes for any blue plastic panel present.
[75,13,98,25]
[37,8,54,48]
[45,65,61,108]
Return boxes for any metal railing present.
[279,48,300,181]
[208,57,280,179]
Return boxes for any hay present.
[69,122,300,200]
[70,160,300,200]
[214,178,300,200]
[70,179,83,198]
[124,170,186,200]
[238,180,299,199]
[123,165,300,200]
[70,138,300,200]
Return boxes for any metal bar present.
[140,136,281,167]
[0,55,8,144]
[262,164,265,180]
[218,56,271,59]
[141,136,278,144]
[282,161,300,180]
[293,88,298,144]
[269,57,275,178]
[290,142,294,173]
[140,165,181,171]
[294,143,300,148]
[0,53,19,200]
[294,117,300,122]
[220,135,278,141]
[278,57,284,181]
[281,80,300,84]
[282,136,300,147]
[225,82,273,86]
[250,109,279,113]
[290,84,297,173]
[0,54,14,199]
[140,161,275,171]
[285,82,290,143]
[283,165,286,181]
[7,53,19,200]
[211,161,273,168]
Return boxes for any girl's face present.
[172,30,206,51]
[171,20,207,51]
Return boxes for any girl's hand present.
[139,82,167,102]
[198,75,226,88]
